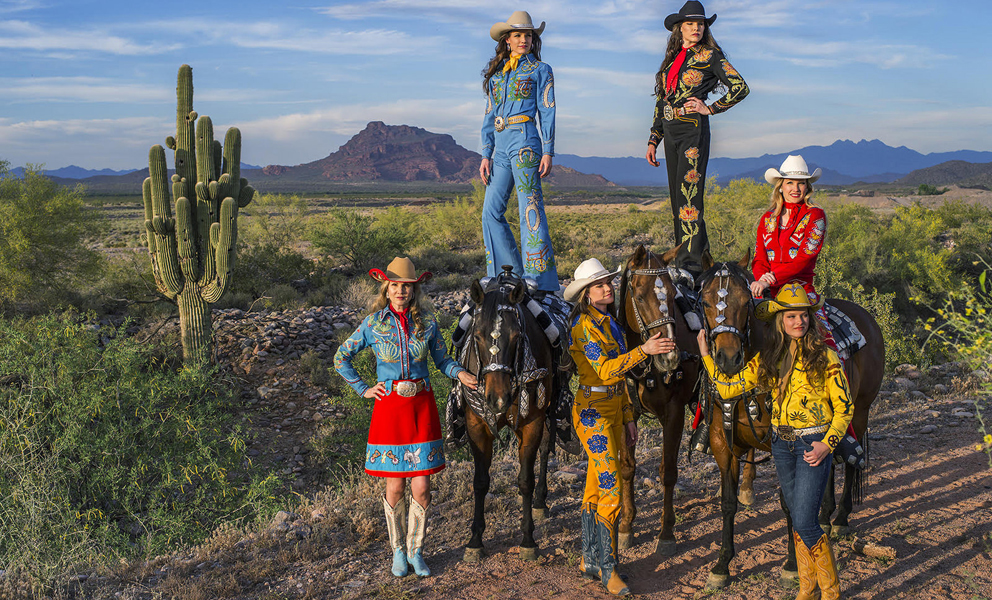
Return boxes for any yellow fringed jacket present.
[702,349,854,450]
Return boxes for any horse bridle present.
[697,263,753,348]
[478,301,522,377]
[624,261,677,344]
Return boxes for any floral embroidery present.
[598,471,617,491]
[804,218,826,255]
[681,69,703,87]
[691,48,713,63]
[583,341,602,361]
[685,147,699,160]
[722,61,740,77]
[587,434,608,454]
[788,411,809,423]
[679,204,700,222]
[579,408,601,427]
[679,147,702,250]
[684,169,701,184]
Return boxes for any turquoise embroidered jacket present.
[481,53,556,158]
[334,308,465,396]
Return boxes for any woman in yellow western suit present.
[697,283,852,600]
[565,258,673,596]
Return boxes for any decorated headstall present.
[621,263,677,344]
[697,263,752,346]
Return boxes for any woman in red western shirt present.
[750,155,835,346]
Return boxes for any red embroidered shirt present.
[752,201,827,292]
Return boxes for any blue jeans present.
[771,432,831,549]
[482,124,558,292]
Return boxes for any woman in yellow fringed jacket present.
[697,283,852,600]
[565,258,673,596]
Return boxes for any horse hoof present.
[780,569,798,588]
[463,547,484,563]
[618,532,634,550]
[832,525,850,537]
[738,489,755,507]
[519,546,538,562]
[704,573,730,590]
[654,539,677,557]
[533,508,547,521]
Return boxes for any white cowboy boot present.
[406,498,431,577]
[383,496,408,577]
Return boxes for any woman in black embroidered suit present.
[645,1,748,278]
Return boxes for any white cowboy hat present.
[490,11,546,42]
[564,258,620,303]
[764,154,822,185]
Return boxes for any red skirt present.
[365,383,446,478]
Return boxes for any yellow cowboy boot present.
[579,504,600,580]
[811,534,841,600]
[794,531,821,600]
[596,515,630,596]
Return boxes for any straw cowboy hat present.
[764,155,822,185]
[755,282,824,321]
[490,11,546,42]
[564,258,620,303]
[369,257,432,284]
[665,1,717,31]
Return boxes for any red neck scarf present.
[389,305,410,334]
[665,45,694,94]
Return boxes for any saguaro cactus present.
[143,64,254,364]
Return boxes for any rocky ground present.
[32,303,992,600]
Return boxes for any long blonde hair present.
[756,308,829,393]
[371,281,430,336]
[768,179,816,220]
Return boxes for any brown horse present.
[461,276,554,563]
[615,244,698,555]
[697,253,885,590]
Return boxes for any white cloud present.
[554,67,653,94]
[0,19,171,55]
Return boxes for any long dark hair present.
[756,308,830,395]
[652,23,723,97]
[567,283,617,325]
[482,33,543,95]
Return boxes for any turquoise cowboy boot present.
[597,516,631,596]
[382,496,408,577]
[407,498,431,577]
[579,505,601,579]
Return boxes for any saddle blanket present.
[824,302,866,361]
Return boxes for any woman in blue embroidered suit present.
[564,258,674,596]
[645,1,748,278]
[478,11,559,293]
[334,257,477,578]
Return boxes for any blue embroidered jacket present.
[333,308,465,396]
[481,53,556,159]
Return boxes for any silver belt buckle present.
[494,115,505,132]
[663,104,674,121]
[395,381,418,397]
[777,426,796,441]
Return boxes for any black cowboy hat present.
[665,1,717,31]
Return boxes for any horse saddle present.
[823,302,866,361]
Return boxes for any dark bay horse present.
[697,253,885,590]
[615,244,699,555]
[461,277,554,563]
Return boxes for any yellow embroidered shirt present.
[569,309,647,423]
[701,349,854,451]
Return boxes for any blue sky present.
[1,0,989,170]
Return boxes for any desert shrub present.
[702,178,770,259]
[228,243,313,302]
[0,313,279,587]
[309,209,410,272]
[341,278,379,312]
[300,349,332,388]
[238,192,309,249]
[425,181,486,249]
[0,162,102,313]
[918,183,948,196]
[263,283,303,311]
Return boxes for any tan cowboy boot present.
[579,505,600,580]
[596,515,630,596]
[812,534,841,600]
[794,531,821,600]
[407,498,431,577]
[383,496,408,577]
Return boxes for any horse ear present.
[738,246,753,270]
[631,244,647,266]
[508,281,526,305]
[701,249,714,272]
[470,279,485,305]
[661,240,687,265]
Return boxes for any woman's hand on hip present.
[539,154,553,178]
[626,421,638,448]
[640,332,676,356]
[804,441,831,467]
[479,158,492,185]
[684,97,712,115]
[646,144,660,167]
[696,329,710,357]
[363,382,388,400]
[457,370,479,390]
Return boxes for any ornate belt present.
[774,424,829,442]
[392,379,427,397]
[663,104,690,121]
[494,114,531,132]
[578,382,624,397]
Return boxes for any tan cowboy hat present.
[368,257,432,284]
[564,258,620,303]
[755,282,824,321]
[490,11,546,42]
[764,154,822,185]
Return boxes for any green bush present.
[228,243,313,304]
[0,313,279,585]
[0,162,102,312]
[309,209,411,272]
[239,192,309,249]
[425,180,486,250]
[918,183,948,196]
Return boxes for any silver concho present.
[663,105,674,121]
[494,115,506,132]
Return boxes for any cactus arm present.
[174,65,197,203]
[238,181,255,208]
[146,145,183,297]
[213,140,222,182]
[175,194,201,282]
[222,128,242,202]
[201,197,238,303]
[195,116,219,286]
[142,176,167,294]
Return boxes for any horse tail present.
[852,433,869,505]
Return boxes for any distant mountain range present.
[555,139,992,186]
[895,160,992,189]
[9,163,262,179]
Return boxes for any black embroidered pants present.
[662,115,710,276]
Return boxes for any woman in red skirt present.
[334,257,478,577]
